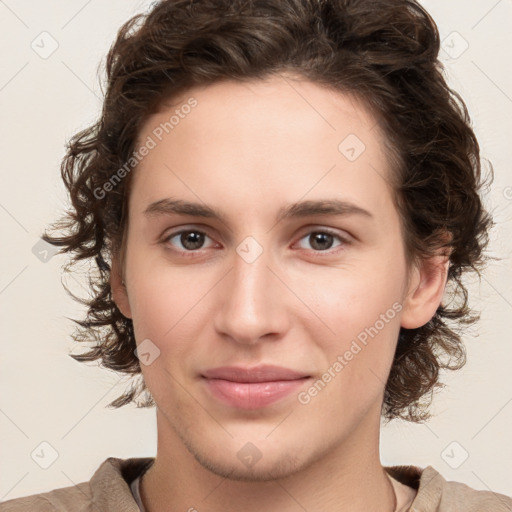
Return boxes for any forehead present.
[129,75,395,225]
[141,75,382,150]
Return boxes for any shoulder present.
[0,457,155,512]
[387,464,512,512]
[419,466,512,512]
[0,482,91,512]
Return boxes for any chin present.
[190,446,308,482]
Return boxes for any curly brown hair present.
[42,0,493,422]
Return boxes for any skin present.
[111,74,449,512]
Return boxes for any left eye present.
[296,231,345,252]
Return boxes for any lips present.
[201,365,309,382]
[201,365,311,410]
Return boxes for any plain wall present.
[0,0,511,501]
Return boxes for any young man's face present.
[113,75,445,480]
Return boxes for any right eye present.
[163,229,218,254]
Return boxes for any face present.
[113,74,445,481]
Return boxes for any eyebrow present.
[143,198,373,224]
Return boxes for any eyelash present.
[161,227,350,258]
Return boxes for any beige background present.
[0,0,511,501]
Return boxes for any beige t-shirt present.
[1,457,511,511]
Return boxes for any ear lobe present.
[400,254,450,330]
[110,255,132,319]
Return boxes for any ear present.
[110,254,132,319]
[400,252,450,329]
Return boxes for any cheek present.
[299,262,405,341]
[128,273,206,397]
[298,257,405,401]
[125,255,204,347]
[302,294,403,417]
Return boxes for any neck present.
[140,409,397,512]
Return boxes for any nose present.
[213,241,290,345]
